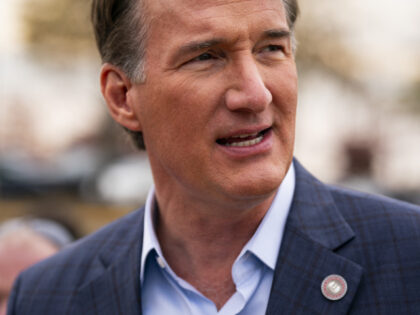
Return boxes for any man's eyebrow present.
[174,38,225,59]
[172,30,290,61]
[263,29,291,39]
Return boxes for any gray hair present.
[91,0,300,149]
[0,218,74,249]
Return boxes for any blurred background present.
[1,0,419,238]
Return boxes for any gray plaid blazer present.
[8,160,420,314]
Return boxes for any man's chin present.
[220,173,284,204]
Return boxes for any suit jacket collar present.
[266,160,363,314]
[287,159,355,250]
[77,159,363,314]
[77,210,144,315]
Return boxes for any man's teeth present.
[232,132,259,139]
[225,135,264,147]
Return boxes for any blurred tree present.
[20,0,95,58]
[295,0,359,84]
[296,0,420,113]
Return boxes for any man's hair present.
[0,218,75,249]
[91,0,299,150]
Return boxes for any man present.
[7,0,420,314]
[0,218,74,315]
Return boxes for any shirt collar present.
[140,185,162,283]
[140,162,296,282]
[240,163,295,270]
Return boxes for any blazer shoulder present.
[23,206,144,284]
[329,184,420,220]
[328,185,420,260]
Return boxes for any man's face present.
[0,233,58,315]
[129,0,297,208]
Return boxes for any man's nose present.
[224,57,272,113]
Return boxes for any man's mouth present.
[216,128,271,147]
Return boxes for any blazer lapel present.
[266,161,364,314]
[76,210,145,315]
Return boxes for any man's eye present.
[180,51,222,70]
[192,52,215,62]
[264,45,284,52]
[259,45,286,60]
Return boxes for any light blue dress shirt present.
[140,163,295,315]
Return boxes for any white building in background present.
[0,0,104,158]
[295,0,420,192]
[295,67,420,192]
[0,54,104,157]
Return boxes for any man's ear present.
[100,63,142,131]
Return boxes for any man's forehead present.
[146,0,285,18]
[144,0,288,41]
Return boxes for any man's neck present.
[154,192,276,309]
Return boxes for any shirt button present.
[156,256,166,268]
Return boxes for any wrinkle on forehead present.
[196,8,287,26]
[147,0,288,38]
[179,0,280,11]
[148,0,285,21]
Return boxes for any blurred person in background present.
[0,217,74,315]
[7,0,420,314]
